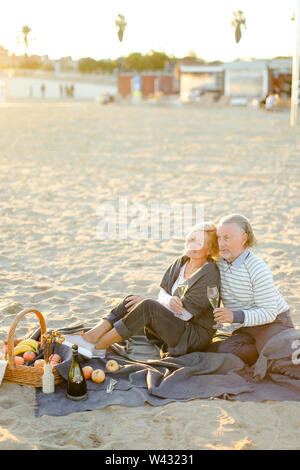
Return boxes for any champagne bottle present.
[66,344,88,401]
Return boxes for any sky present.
[0,0,297,62]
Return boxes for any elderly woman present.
[66,222,220,357]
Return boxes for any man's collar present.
[225,248,250,269]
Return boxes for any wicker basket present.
[3,308,64,387]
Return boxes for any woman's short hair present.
[217,213,257,247]
[186,221,219,260]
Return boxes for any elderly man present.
[210,213,294,365]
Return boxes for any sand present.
[0,101,299,450]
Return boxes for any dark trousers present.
[103,295,210,354]
[209,310,294,366]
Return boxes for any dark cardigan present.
[159,255,220,339]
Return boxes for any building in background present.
[268,58,292,99]
[178,61,224,102]
[223,60,269,98]
[57,56,78,72]
[178,58,292,102]
[0,46,9,68]
[118,72,177,99]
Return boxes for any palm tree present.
[115,14,127,43]
[115,14,127,73]
[21,25,32,56]
[231,10,246,43]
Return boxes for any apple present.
[2,344,8,355]
[34,359,45,368]
[105,360,119,372]
[15,356,25,365]
[49,354,61,363]
[91,369,105,383]
[23,351,36,362]
[82,366,93,380]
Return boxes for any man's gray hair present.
[217,213,257,247]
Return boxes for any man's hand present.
[169,296,183,315]
[213,307,234,324]
[125,294,147,312]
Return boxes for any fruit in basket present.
[23,351,36,361]
[49,354,61,363]
[18,338,40,353]
[82,366,93,380]
[15,356,25,365]
[105,360,120,372]
[14,344,36,356]
[91,369,105,383]
[2,344,8,355]
[34,359,45,368]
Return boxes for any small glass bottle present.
[42,362,55,394]
[66,344,87,401]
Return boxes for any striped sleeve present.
[243,261,278,327]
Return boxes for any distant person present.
[68,84,73,97]
[265,90,280,110]
[41,83,46,99]
[65,84,70,97]
[258,94,267,108]
[70,84,75,98]
[59,84,64,98]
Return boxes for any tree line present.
[78,51,174,74]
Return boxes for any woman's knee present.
[140,299,165,316]
[140,298,155,307]
[133,299,163,324]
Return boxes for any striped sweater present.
[217,249,289,327]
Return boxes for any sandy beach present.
[0,101,299,450]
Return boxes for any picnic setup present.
[1,306,300,420]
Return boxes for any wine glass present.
[174,282,193,321]
[177,282,188,299]
[207,286,219,311]
[207,286,241,334]
[207,286,224,331]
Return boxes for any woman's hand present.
[169,296,183,315]
[125,294,147,312]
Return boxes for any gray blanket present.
[35,327,300,417]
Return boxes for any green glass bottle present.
[66,344,88,401]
